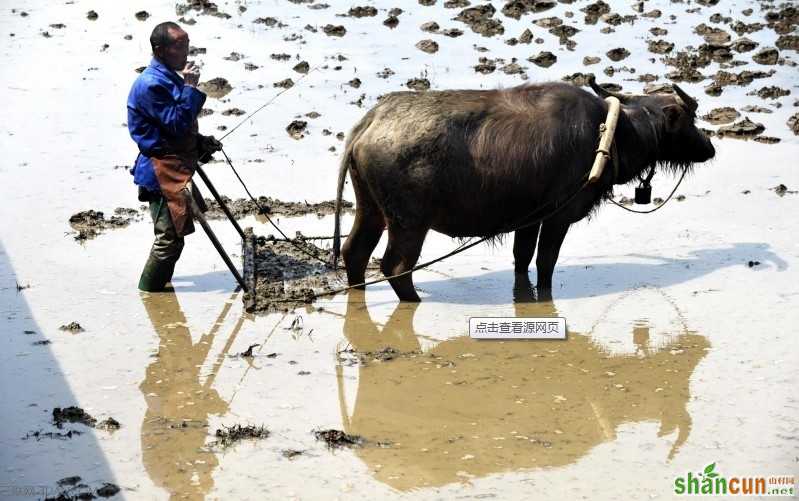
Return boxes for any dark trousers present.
[138,196,185,291]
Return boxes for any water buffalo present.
[333,81,715,301]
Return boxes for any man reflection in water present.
[139,292,229,500]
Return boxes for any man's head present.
[150,22,189,72]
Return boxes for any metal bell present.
[635,185,652,204]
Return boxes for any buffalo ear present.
[662,104,682,132]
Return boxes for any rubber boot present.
[138,255,176,292]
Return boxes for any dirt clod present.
[198,77,233,99]
[314,429,364,448]
[528,51,557,67]
[788,113,799,136]
[69,208,142,241]
[212,424,270,449]
[323,24,346,37]
[59,322,85,333]
[606,47,630,61]
[53,407,97,428]
[406,78,431,91]
[717,118,765,139]
[416,39,439,53]
[701,107,739,125]
[286,120,308,139]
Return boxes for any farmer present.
[127,21,222,292]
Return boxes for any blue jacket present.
[127,58,207,192]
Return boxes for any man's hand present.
[197,135,223,164]
[204,135,223,153]
[182,61,201,87]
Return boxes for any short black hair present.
[150,21,182,52]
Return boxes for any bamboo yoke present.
[588,96,621,184]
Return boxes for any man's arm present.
[141,82,206,138]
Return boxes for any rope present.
[218,67,319,142]
[608,168,688,214]
[220,148,332,265]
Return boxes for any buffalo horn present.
[588,75,631,104]
[672,84,698,113]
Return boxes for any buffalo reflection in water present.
[337,279,709,491]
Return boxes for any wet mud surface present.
[204,196,353,220]
[245,234,344,313]
[68,208,143,241]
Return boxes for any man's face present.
[155,28,189,72]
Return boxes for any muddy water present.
[2,0,798,499]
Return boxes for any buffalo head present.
[589,77,716,167]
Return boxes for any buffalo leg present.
[381,225,428,302]
[535,219,570,292]
[342,208,385,288]
[342,167,386,287]
[513,222,542,274]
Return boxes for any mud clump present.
[773,184,796,197]
[416,39,439,53]
[750,86,790,100]
[348,6,377,17]
[384,15,400,28]
[562,72,595,87]
[606,47,630,61]
[731,37,758,53]
[286,120,308,139]
[314,429,364,449]
[69,208,142,241]
[53,407,97,428]
[212,424,270,449]
[406,78,431,91]
[198,77,233,99]
[474,57,497,74]
[501,0,556,20]
[701,107,739,125]
[176,0,231,19]
[717,118,765,139]
[222,108,245,116]
[647,39,674,54]
[776,35,798,51]
[96,417,121,431]
[323,24,346,37]
[59,321,85,333]
[741,105,771,114]
[788,112,799,136]
[282,449,304,459]
[752,47,779,65]
[695,23,730,44]
[455,4,505,37]
[528,51,557,68]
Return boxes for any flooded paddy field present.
[1,0,797,499]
